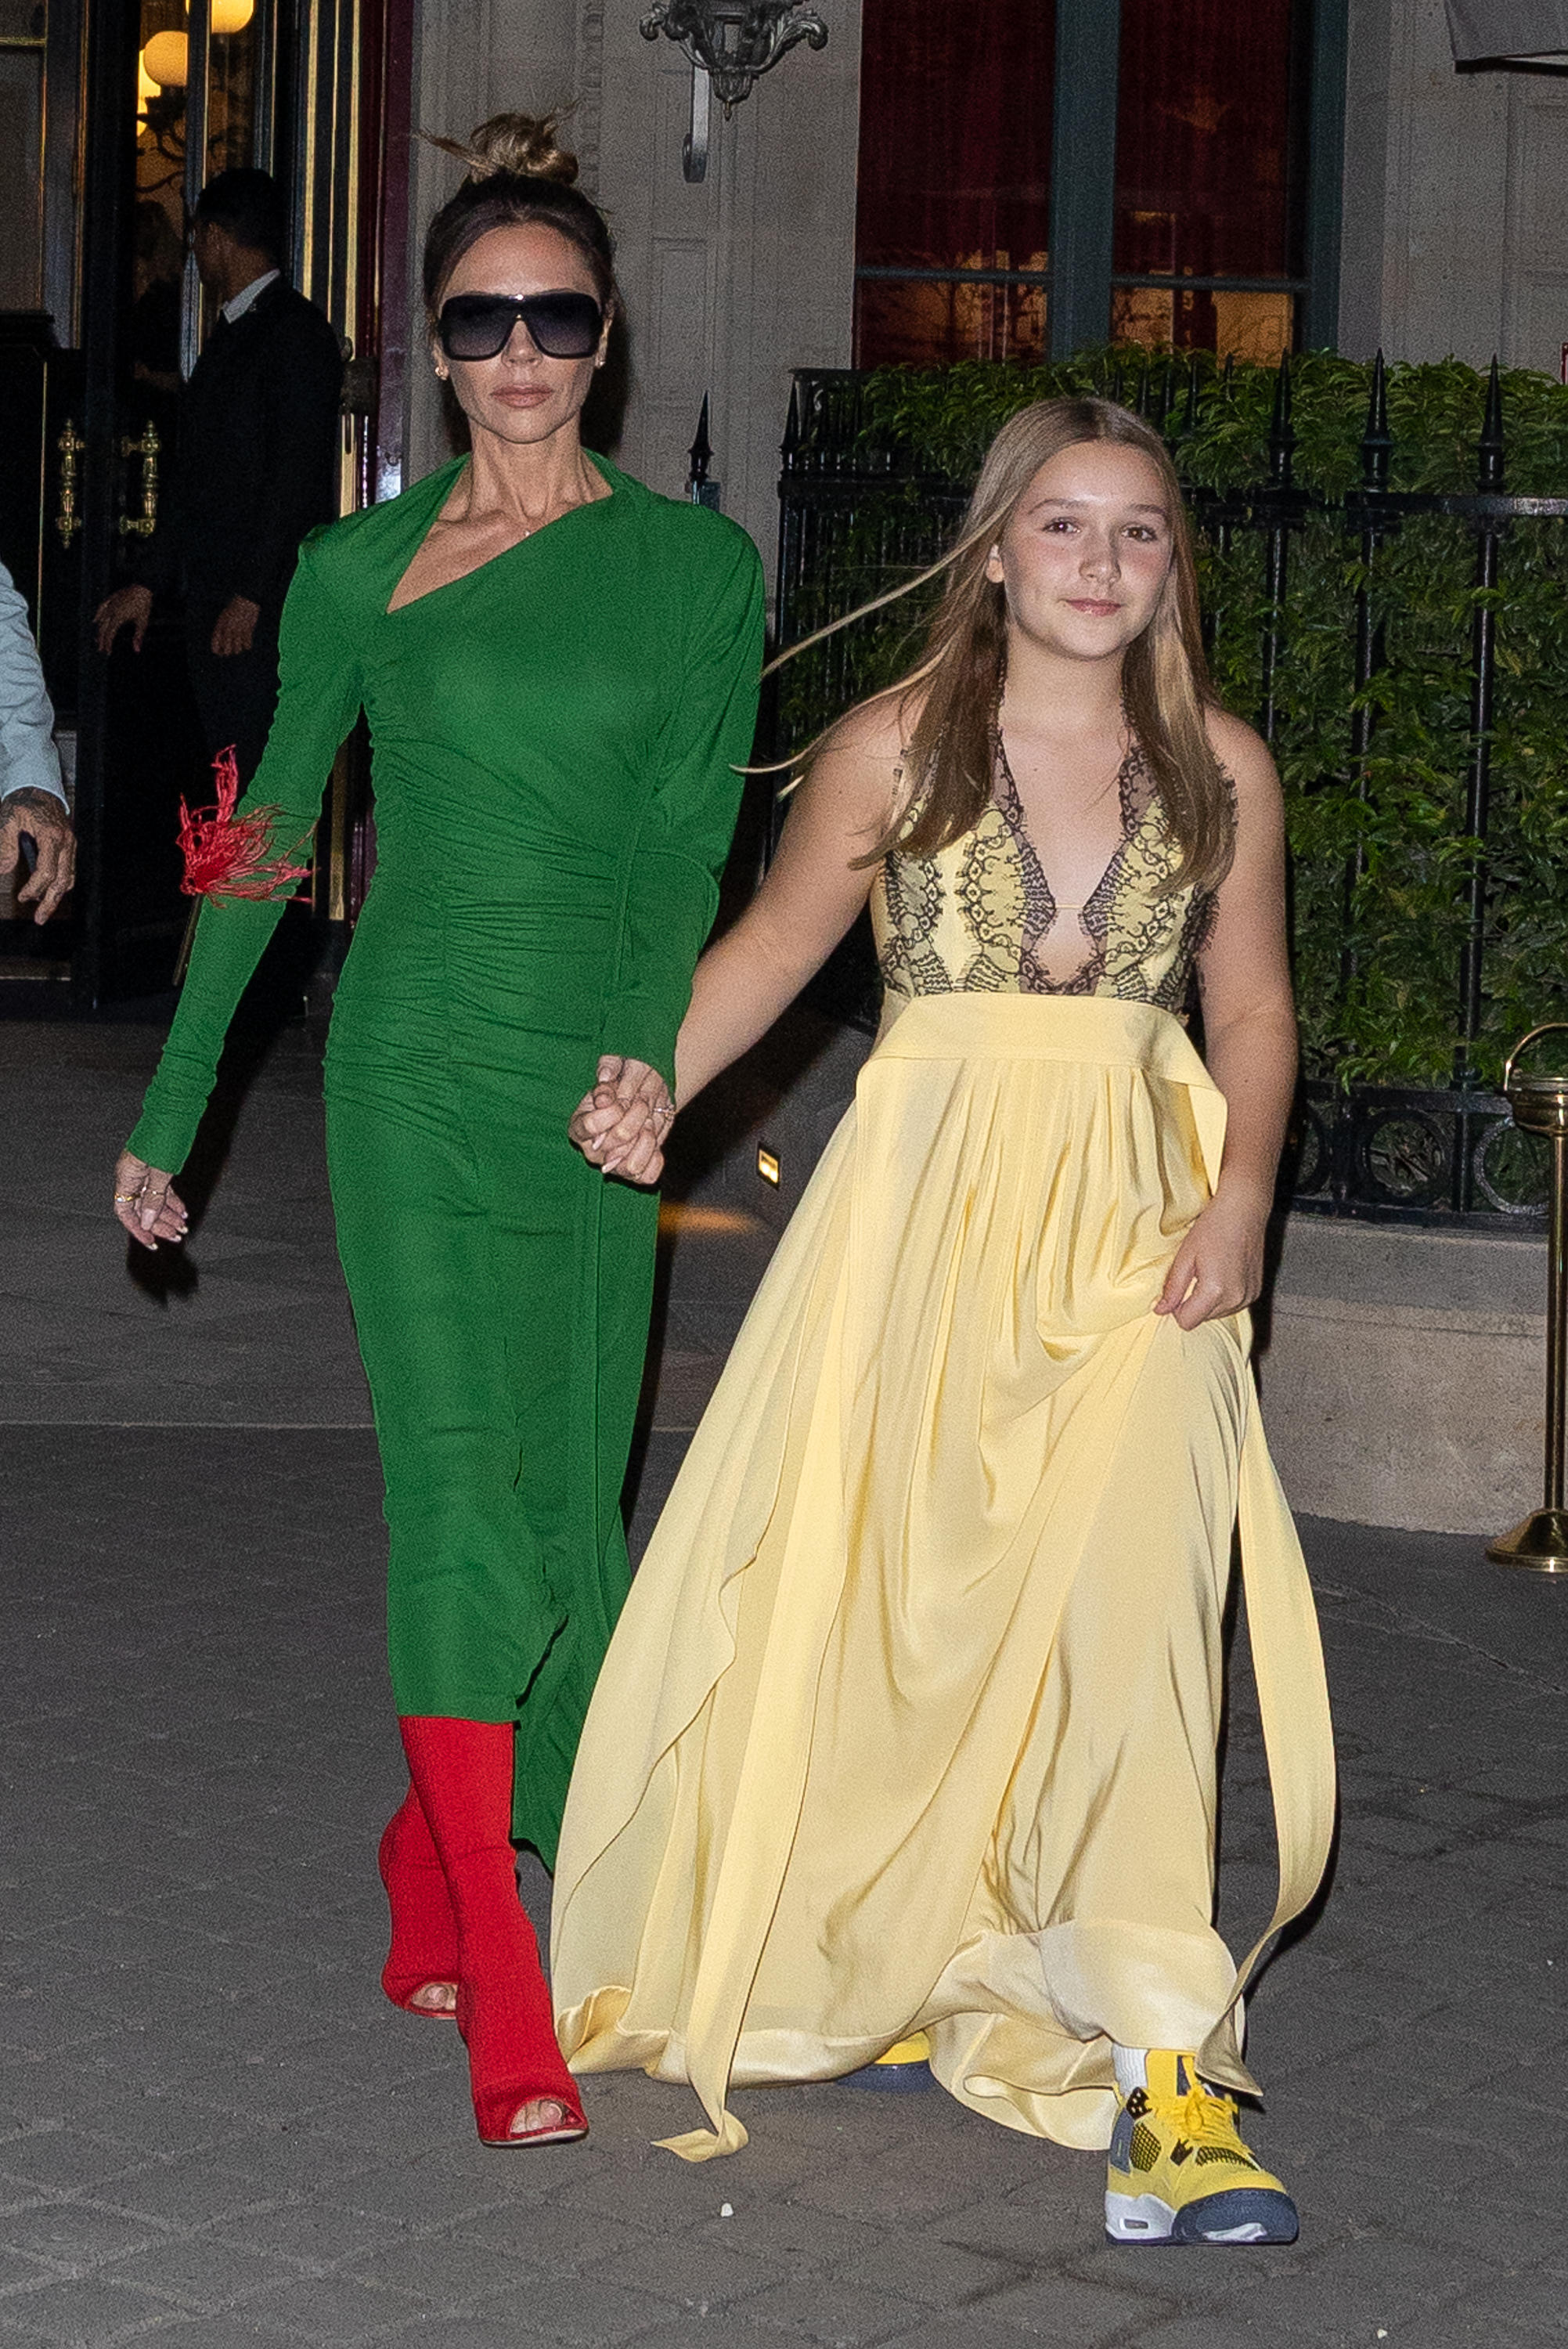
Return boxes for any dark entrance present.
[0,0,411,1009]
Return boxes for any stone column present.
[403,0,582,490]
[588,0,861,579]
[1339,0,1568,370]
[402,0,863,583]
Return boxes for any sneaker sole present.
[1105,2186,1299,2246]
[840,2062,935,2093]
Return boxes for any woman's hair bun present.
[424,111,579,187]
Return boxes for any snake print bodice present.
[873,737,1219,1017]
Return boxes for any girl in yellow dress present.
[556,398,1336,2246]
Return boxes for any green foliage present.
[779,352,1568,1087]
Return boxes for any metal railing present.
[771,356,1568,1225]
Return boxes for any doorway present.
[0,0,410,1009]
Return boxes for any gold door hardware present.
[118,423,161,537]
[55,420,85,545]
[1487,1022,1568,1572]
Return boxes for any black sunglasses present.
[437,290,604,363]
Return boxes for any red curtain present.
[854,0,1054,366]
[852,0,1299,367]
[1112,0,1297,281]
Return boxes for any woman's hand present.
[114,1149,189,1250]
[567,1056,673,1188]
[1154,1187,1268,1330]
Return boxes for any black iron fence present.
[770,358,1568,1226]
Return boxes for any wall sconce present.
[142,29,189,85]
[640,1,828,183]
[185,0,258,34]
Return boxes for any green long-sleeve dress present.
[128,454,765,1860]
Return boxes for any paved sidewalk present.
[3,1020,1568,2348]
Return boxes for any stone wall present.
[1341,0,1568,372]
[403,0,863,582]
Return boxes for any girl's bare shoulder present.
[820,687,915,769]
[1203,703,1281,817]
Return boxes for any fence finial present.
[1184,354,1201,436]
[1479,355,1505,493]
[780,379,801,466]
[1268,355,1296,489]
[1361,350,1392,493]
[689,392,713,486]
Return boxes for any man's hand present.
[0,788,76,924]
[93,583,153,655]
[211,594,261,657]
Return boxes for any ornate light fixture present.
[640,1,828,182]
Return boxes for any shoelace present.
[1145,2080,1250,2160]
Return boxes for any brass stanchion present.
[1487,1023,1568,1571]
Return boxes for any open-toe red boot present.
[398,1715,587,2149]
[378,1783,460,2019]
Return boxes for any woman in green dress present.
[111,114,764,2149]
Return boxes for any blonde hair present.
[420,110,579,187]
[790,398,1233,893]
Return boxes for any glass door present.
[1,0,408,1005]
[74,0,284,1001]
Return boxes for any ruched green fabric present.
[129,456,764,1860]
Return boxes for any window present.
[853,0,1322,369]
[853,0,1054,367]
[1112,0,1305,363]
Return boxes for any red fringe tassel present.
[177,747,312,903]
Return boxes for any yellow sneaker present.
[1105,2051,1298,2246]
[845,2030,933,2092]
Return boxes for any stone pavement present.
[3,1018,1568,2349]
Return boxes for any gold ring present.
[114,1191,140,1203]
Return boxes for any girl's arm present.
[571,698,903,1173]
[1155,710,1297,1329]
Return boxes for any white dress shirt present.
[221,268,281,324]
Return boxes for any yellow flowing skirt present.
[552,994,1336,2160]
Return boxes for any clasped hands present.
[116,1053,672,1250]
[568,1055,673,1187]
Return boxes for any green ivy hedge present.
[778,352,1568,1090]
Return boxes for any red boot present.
[378,1784,459,2019]
[398,1715,587,2148]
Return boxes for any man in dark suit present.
[94,169,344,782]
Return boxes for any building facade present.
[2,0,1566,997]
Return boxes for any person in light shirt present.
[0,559,75,923]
